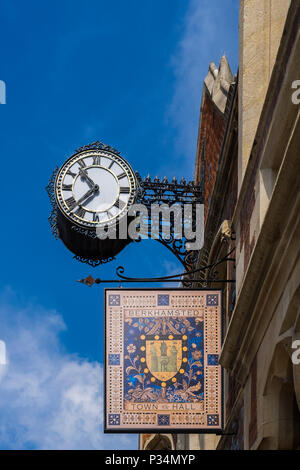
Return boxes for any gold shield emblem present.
[146,338,182,382]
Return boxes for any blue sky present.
[0,0,238,449]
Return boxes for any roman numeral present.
[78,159,86,168]
[120,186,130,194]
[93,213,100,222]
[106,210,114,219]
[67,169,76,178]
[62,183,72,191]
[65,196,77,210]
[93,155,101,165]
[117,172,126,180]
[108,160,114,169]
[114,199,126,210]
[75,206,86,218]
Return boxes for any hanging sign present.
[105,288,222,432]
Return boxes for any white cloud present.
[0,340,6,365]
[0,288,137,450]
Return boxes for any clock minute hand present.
[75,187,97,207]
[79,167,98,188]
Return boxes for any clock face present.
[55,149,136,228]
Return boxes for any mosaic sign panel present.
[105,289,222,432]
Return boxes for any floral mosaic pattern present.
[124,317,204,403]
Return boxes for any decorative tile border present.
[105,289,222,432]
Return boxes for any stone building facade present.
[140,0,300,450]
[217,0,300,450]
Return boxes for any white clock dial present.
[55,149,136,228]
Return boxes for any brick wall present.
[196,89,227,225]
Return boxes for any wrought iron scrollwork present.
[46,167,59,239]
[134,172,203,272]
[77,249,236,286]
[73,255,115,267]
[75,140,121,156]
[71,225,99,239]
[155,237,199,273]
[135,172,202,207]
[111,248,235,284]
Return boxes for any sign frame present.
[104,288,223,434]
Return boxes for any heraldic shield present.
[142,334,188,386]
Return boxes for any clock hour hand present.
[79,167,97,188]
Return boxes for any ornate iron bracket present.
[133,172,203,272]
[77,249,236,287]
[135,172,202,206]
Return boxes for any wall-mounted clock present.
[47,140,203,269]
[53,144,137,263]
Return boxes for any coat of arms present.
[143,334,188,384]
